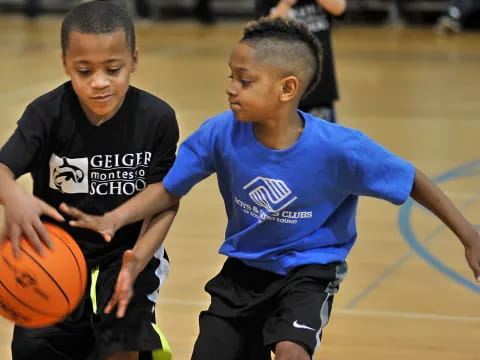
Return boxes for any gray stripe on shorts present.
[314,262,348,352]
[147,244,170,308]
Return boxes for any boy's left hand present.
[104,250,139,318]
[464,233,480,282]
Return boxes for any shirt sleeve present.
[340,131,415,205]
[162,118,216,196]
[0,104,52,178]
[146,108,180,184]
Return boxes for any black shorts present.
[191,257,347,360]
[11,246,171,360]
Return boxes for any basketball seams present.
[0,278,60,318]
[46,227,87,309]
[0,223,87,327]
[19,245,72,307]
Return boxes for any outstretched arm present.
[104,203,179,318]
[410,168,480,281]
[109,182,180,231]
[60,182,181,241]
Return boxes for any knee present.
[274,341,311,360]
[106,351,139,360]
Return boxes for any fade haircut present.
[61,1,135,54]
[241,18,322,99]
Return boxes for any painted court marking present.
[346,160,480,309]
[157,297,480,323]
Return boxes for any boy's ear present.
[131,48,139,73]
[279,76,299,102]
[61,53,69,75]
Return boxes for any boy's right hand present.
[59,203,116,242]
[462,231,480,282]
[104,250,139,318]
[0,187,65,257]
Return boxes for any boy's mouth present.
[229,102,241,110]
[91,94,113,101]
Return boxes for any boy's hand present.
[59,203,115,242]
[463,232,480,282]
[270,0,297,18]
[104,250,139,318]
[0,188,65,258]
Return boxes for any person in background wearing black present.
[434,0,480,34]
[255,0,345,123]
[194,0,216,24]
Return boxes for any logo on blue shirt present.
[243,176,298,213]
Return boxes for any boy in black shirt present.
[0,2,178,359]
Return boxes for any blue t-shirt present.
[163,110,415,274]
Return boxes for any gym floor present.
[0,14,479,360]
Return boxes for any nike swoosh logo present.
[292,320,316,331]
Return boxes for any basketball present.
[0,222,87,328]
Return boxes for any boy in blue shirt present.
[61,18,480,360]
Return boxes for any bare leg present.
[106,351,139,360]
[274,341,311,360]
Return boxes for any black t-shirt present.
[0,82,179,267]
[255,0,339,108]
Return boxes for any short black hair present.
[61,1,135,54]
[241,18,322,99]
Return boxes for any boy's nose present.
[225,84,237,97]
[91,74,109,89]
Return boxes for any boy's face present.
[226,43,285,123]
[62,30,137,124]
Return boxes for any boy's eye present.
[107,68,120,74]
[228,75,251,86]
[77,69,91,75]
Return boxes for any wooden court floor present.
[0,13,479,360]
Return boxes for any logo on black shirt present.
[49,152,151,195]
[49,155,89,194]
[52,158,86,192]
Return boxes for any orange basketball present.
[0,222,87,328]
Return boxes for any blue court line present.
[346,160,480,309]
[346,222,446,309]
[399,196,480,295]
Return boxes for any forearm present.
[270,0,346,18]
[138,215,153,240]
[0,163,19,204]
[130,204,179,277]
[269,0,296,18]
[316,0,346,15]
[410,168,477,245]
[108,182,181,230]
